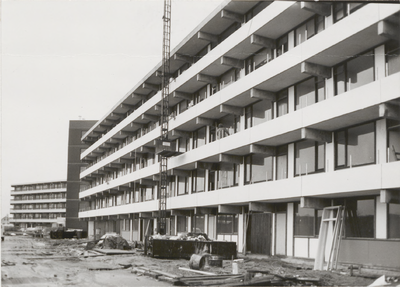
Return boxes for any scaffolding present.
[158,0,171,235]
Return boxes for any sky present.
[1,0,225,218]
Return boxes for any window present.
[294,203,322,236]
[335,122,375,169]
[295,77,325,110]
[218,163,239,189]
[254,48,274,69]
[193,127,206,149]
[244,154,273,184]
[277,89,288,117]
[177,216,187,233]
[388,203,400,239]
[387,119,400,162]
[217,215,238,235]
[295,140,325,176]
[295,15,325,46]
[276,145,288,180]
[277,34,288,57]
[386,40,400,76]
[192,215,205,233]
[192,169,205,193]
[245,56,254,75]
[177,176,188,195]
[334,50,374,95]
[252,100,273,127]
[345,198,374,238]
[333,3,365,23]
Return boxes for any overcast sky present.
[1,0,225,218]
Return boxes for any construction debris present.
[85,233,131,251]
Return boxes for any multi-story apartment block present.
[10,181,67,229]
[79,2,400,268]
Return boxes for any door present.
[275,212,287,255]
[249,213,272,255]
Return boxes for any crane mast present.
[158,0,171,235]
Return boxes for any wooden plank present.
[178,267,216,275]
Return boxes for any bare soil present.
[1,235,396,286]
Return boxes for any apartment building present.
[10,181,67,229]
[79,2,400,268]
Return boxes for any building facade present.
[66,120,97,230]
[10,181,67,229]
[79,2,400,268]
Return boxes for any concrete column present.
[376,119,387,164]
[375,45,386,80]
[271,213,276,256]
[376,195,388,239]
[187,216,191,233]
[287,203,294,256]
[238,208,244,254]
[130,219,133,241]
[288,86,295,113]
[325,71,335,99]
[288,31,295,50]
[326,136,335,173]
[325,6,333,28]
[288,143,295,179]
[205,214,209,235]
[174,216,178,236]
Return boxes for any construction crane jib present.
[158,0,171,235]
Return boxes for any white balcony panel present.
[11,188,66,195]
[81,128,159,178]
[79,200,158,218]
[10,198,67,204]
[9,219,64,223]
[80,163,159,198]
[167,162,398,210]
[168,1,304,93]
[81,92,162,160]
[11,209,66,214]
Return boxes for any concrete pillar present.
[376,119,387,164]
[288,86,295,113]
[376,195,388,239]
[288,143,295,179]
[375,45,386,80]
[287,203,294,256]
[271,213,276,256]
[187,216,192,233]
[288,31,295,50]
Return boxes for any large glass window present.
[334,51,374,95]
[388,203,400,239]
[387,119,400,162]
[295,140,325,176]
[277,34,288,57]
[177,176,188,196]
[294,203,322,236]
[335,122,375,169]
[386,40,400,76]
[245,154,273,184]
[192,169,205,193]
[192,216,205,233]
[295,77,325,110]
[218,163,239,189]
[253,100,273,127]
[345,198,375,238]
[277,89,288,117]
[295,15,325,46]
[217,214,238,235]
[193,127,206,149]
[276,145,288,180]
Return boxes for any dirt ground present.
[1,235,398,286]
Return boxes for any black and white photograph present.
[1,0,400,286]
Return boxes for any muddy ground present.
[1,235,397,286]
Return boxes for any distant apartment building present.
[10,181,67,229]
[9,120,96,231]
[78,2,400,268]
